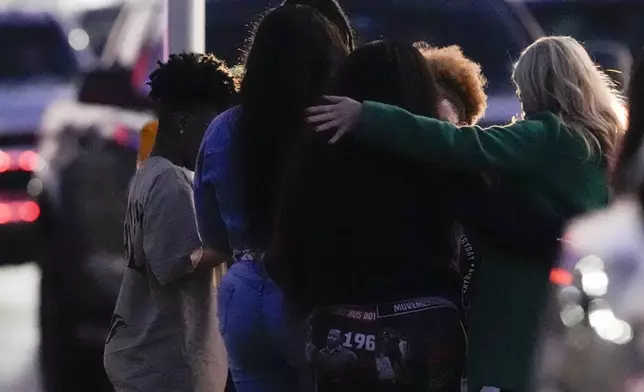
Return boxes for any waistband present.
[233,249,265,262]
[322,296,458,321]
[228,257,269,279]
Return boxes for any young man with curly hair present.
[104,52,236,392]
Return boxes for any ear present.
[437,99,459,125]
[176,114,189,132]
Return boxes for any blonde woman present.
[305,36,625,391]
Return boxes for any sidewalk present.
[0,262,42,392]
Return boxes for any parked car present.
[0,10,94,265]
[37,100,151,392]
[533,199,644,392]
[524,0,644,89]
[35,1,543,391]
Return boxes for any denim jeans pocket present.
[217,282,235,336]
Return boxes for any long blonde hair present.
[513,36,626,166]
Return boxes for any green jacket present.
[356,101,609,390]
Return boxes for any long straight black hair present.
[233,5,349,250]
[269,41,450,316]
[282,0,355,50]
[334,40,440,117]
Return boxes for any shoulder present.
[202,106,241,149]
[523,112,601,157]
[520,111,565,132]
[147,160,191,194]
[493,112,568,145]
[130,158,186,205]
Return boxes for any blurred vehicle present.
[0,10,94,265]
[533,198,644,392]
[34,0,543,391]
[524,0,644,89]
[37,102,152,392]
[78,4,122,54]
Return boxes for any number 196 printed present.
[343,332,376,351]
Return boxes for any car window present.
[0,21,79,82]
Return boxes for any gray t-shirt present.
[104,156,227,392]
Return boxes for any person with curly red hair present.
[414,43,490,323]
[415,43,488,126]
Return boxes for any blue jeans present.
[218,260,314,392]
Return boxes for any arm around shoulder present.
[356,102,554,174]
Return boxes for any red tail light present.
[550,268,574,286]
[18,151,39,172]
[18,201,40,223]
[0,151,10,173]
[0,149,40,172]
[0,203,11,224]
[0,201,40,224]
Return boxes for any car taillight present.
[113,125,130,146]
[0,201,40,224]
[18,151,39,172]
[0,151,10,173]
[0,149,40,173]
[550,268,574,286]
[0,203,11,224]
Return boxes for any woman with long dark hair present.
[192,5,348,392]
[269,41,468,392]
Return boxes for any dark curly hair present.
[147,52,236,112]
[415,42,488,126]
[233,5,348,250]
[282,0,355,50]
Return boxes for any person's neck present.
[150,135,183,168]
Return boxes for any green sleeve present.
[355,101,552,174]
